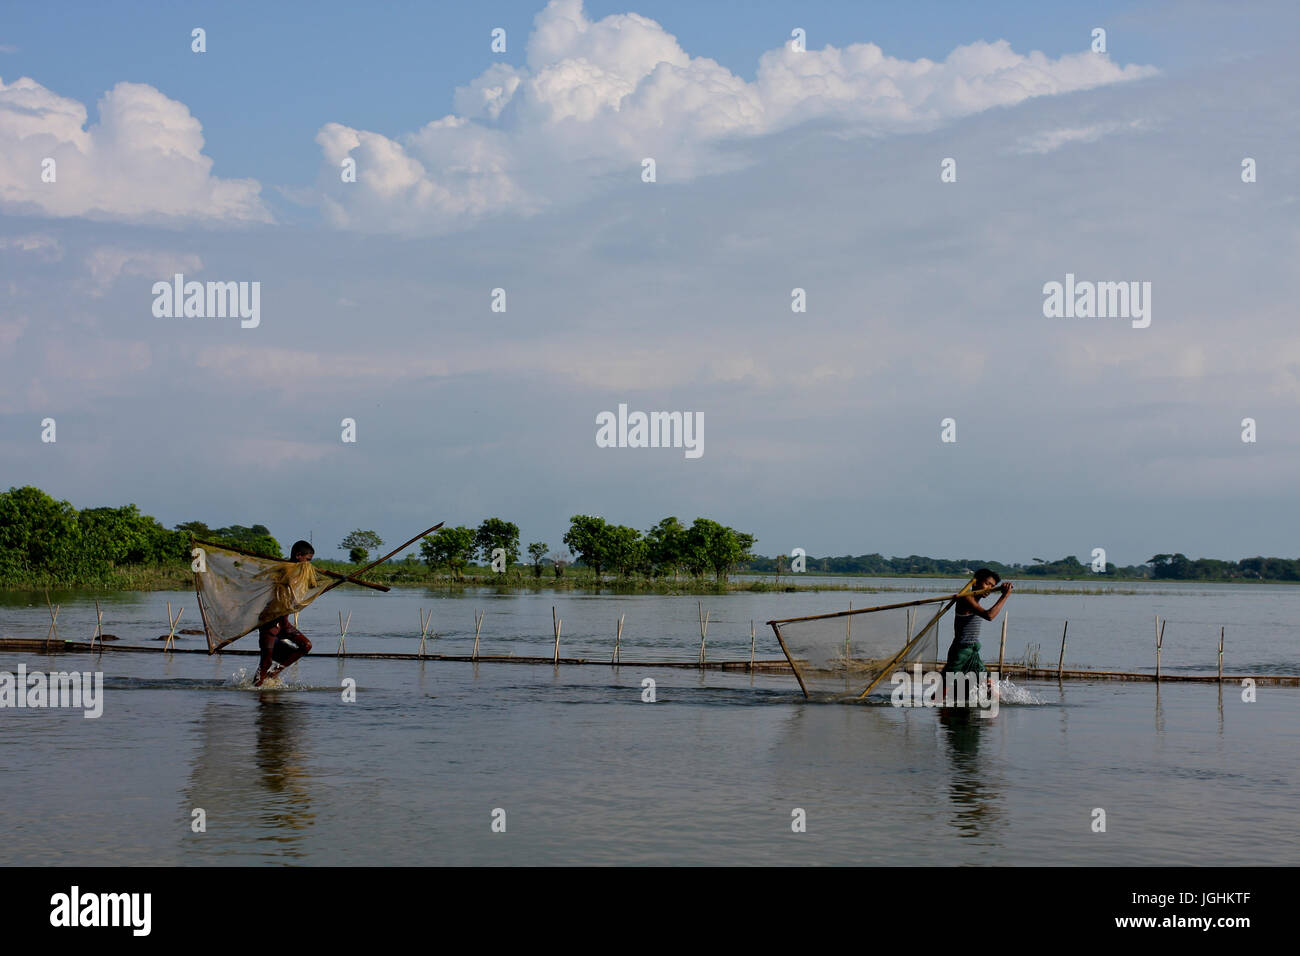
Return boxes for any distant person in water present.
[942,568,1012,701]
[253,540,316,686]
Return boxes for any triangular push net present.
[193,541,333,653]
[768,581,986,699]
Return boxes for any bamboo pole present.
[1156,618,1166,681]
[418,608,434,658]
[845,600,852,662]
[613,613,624,664]
[473,610,484,661]
[337,610,351,655]
[1057,621,1068,679]
[998,611,1008,676]
[750,620,755,670]
[191,538,390,592]
[163,601,183,652]
[44,590,60,644]
[92,599,104,653]
[1218,626,1224,681]
[857,578,977,699]
[698,601,710,666]
[768,585,1000,627]
[552,607,562,665]
[318,523,445,596]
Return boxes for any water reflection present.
[184,695,315,860]
[938,706,1004,845]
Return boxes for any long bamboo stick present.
[613,613,624,664]
[191,538,389,592]
[998,611,1008,676]
[473,610,484,661]
[855,578,977,699]
[317,522,446,597]
[750,620,755,670]
[92,599,104,654]
[768,585,999,627]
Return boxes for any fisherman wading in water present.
[253,540,316,687]
[942,568,1012,702]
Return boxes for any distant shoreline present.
[3,563,1296,595]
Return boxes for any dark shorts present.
[943,641,986,674]
[259,617,310,661]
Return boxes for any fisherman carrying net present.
[253,539,317,686]
[942,568,1012,700]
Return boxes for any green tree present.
[527,542,548,578]
[646,516,686,581]
[475,518,520,568]
[420,526,477,576]
[208,524,282,558]
[563,515,609,577]
[685,518,755,583]
[605,525,646,578]
[340,529,384,564]
[79,504,177,565]
[0,486,84,580]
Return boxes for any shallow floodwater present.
[1,579,1297,865]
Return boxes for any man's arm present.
[957,582,1013,621]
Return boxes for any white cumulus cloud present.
[316,0,1157,234]
[0,77,271,224]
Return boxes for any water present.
[2,580,1298,864]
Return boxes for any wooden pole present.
[845,600,852,662]
[164,601,183,652]
[698,601,710,666]
[1057,620,1068,679]
[473,610,484,661]
[44,590,60,645]
[337,610,351,655]
[1218,626,1224,682]
[613,613,624,664]
[750,620,756,670]
[1156,618,1166,682]
[552,606,562,665]
[315,522,445,597]
[418,608,434,658]
[998,611,1008,676]
[92,599,104,654]
[769,585,999,627]
[857,578,977,699]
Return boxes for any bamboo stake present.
[697,601,710,666]
[337,610,351,655]
[1057,620,1068,679]
[418,608,434,658]
[750,620,756,670]
[1156,618,1166,681]
[613,613,624,664]
[998,611,1008,676]
[473,609,484,661]
[44,590,60,644]
[552,607,562,665]
[92,599,104,654]
[845,600,852,662]
[1218,626,1224,682]
[164,602,183,652]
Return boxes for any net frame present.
[768,580,999,698]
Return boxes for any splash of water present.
[226,666,304,691]
[994,678,1046,705]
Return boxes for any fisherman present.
[941,568,1012,702]
[253,540,316,686]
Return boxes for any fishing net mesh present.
[768,584,979,698]
[193,541,332,653]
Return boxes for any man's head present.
[973,568,1001,591]
[290,540,315,562]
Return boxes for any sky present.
[1,0,1297,567]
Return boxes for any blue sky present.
[2,1,1297,567]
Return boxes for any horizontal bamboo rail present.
[5,638,1300,685]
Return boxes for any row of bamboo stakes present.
[25,592,1253,684]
